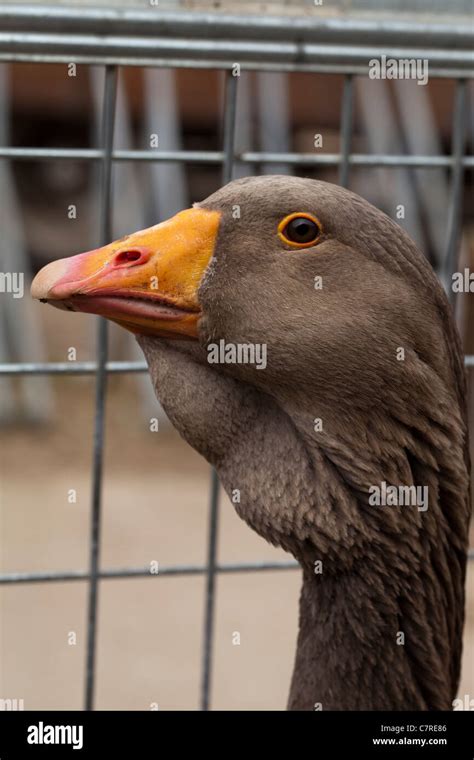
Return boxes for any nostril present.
[115,250,141,264]
[120,250,141,262]
[112,248,150,267]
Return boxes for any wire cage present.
[0,4,473,711]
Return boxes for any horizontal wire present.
[243,152,474,168]
[0,147,473,168]
[0,361,149,374]
[0,148,224,163]
[0,560,300,585]
[0,42,472,77]
[1,357,471,375]
[1,551,473,585]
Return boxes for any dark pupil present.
[286,218,318,243]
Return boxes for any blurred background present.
[0,0,473,710]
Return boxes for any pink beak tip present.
[31,258,71,301]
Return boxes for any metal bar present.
[0,147,223,162]
[1,356,472,376]
[0,361,148,375]
[0,561,301,585]
[1,146,473,169]
[222,75,238,185]
[0,53,471,79]
[338,74,354,188]
[84,64,118,713]
[0,7,472,49]
[242,152,474,168]
[200,70,238,713]
[2,549,474,586]
[444,80,468,301]
[0,27,472,75]
[201,471,220,712]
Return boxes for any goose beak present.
[31,207,221,339]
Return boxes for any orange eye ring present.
[278,212,323,248]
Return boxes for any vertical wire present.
[444,79,467,304]
[222,72,238,186]
[338,74,354,189]
[84,64,118,712]
[200,69,238,712]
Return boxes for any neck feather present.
[288,563,458,711]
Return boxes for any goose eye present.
[278,213,322,248]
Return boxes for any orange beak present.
[31,207,221,339]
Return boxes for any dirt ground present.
[0,308,472,710]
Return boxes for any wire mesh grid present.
[0,7,473,712]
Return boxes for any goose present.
[31,176,471,710]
